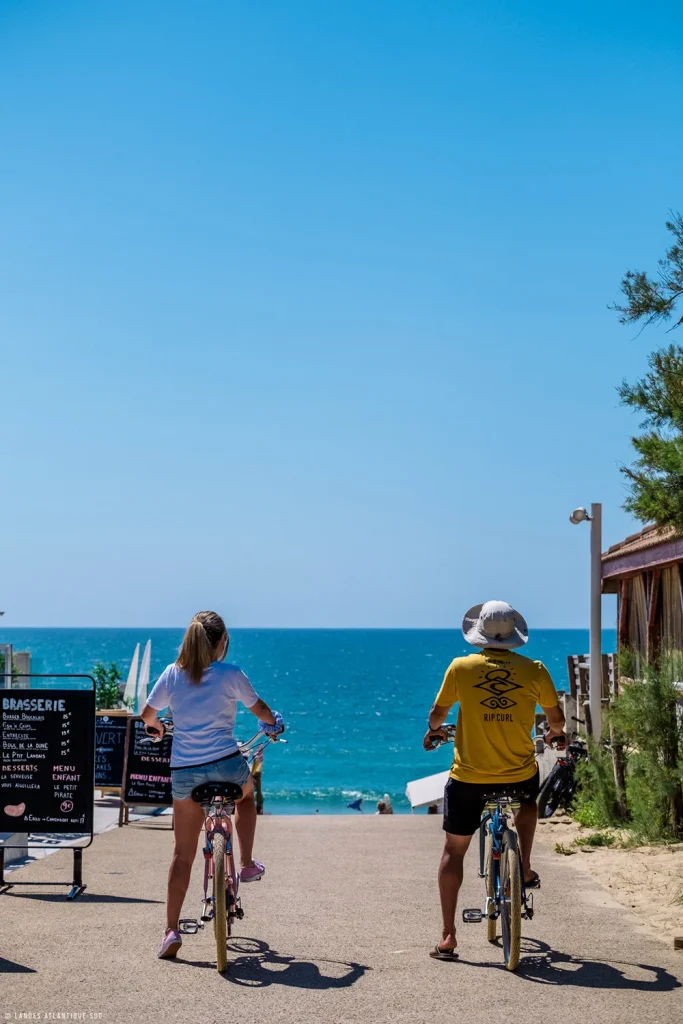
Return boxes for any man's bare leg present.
[513,802,537,883]
[438,833,473,950]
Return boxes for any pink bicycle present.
[178,729,283,973]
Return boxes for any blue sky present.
[2,1,682,628]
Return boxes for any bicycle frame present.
[200,796,241,931]
[478,798,534,922]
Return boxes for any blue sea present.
[0,628,616,814]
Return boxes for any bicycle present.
[537,737,587,819]
[430,724,535,972]
[145,720,284,973]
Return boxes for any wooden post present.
[606,654,629,822]
[618,578,630,650]
[646,567,662,662]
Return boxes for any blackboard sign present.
[122,716,173,806]
[95,711,129,790]
[0,688,95,834]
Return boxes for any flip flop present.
[524,871,541,889]
[429,945,459,961]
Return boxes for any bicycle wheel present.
[212,832,228,973]
[500,829,522,971]
[484,829,497,942]
[537,764,569,819]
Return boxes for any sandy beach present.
[2,815,682,1024]
[536,816,683,944]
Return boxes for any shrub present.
[92,661,123,711]
[571,741,622,828]
[610,651,683,841]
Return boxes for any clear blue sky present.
[2,1,682,628]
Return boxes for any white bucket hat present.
[462,600,528,650]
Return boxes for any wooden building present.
[602,524,683,656]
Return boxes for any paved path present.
[1,816,681,1023]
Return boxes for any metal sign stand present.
[0,674,95,900]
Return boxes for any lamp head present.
[569,507,590,525]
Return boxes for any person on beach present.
[141,610,284,960]
[423,600,566,961]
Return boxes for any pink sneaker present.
[158,928,182,959]
[240,860,265,882]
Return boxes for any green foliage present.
[618,344,683,531]
[571,741,622,829]
[612,214,683,529]
[0,653,19,685]
[92,661,123,711]
[610,653,683,841]
[612,213,683,331]
[571,799,601,828]
[573,831,616,847]
[554,843,577,856]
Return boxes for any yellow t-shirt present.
[435,649,558,784]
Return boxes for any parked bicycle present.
[537,736,587,819]
[432,724,535,972]
[145,720,284,973]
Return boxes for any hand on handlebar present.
[259,710,285,737]
[145,721,166,741]
[423,727,448,751]
[544,728,567,751]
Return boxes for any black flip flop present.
[429,945,459,961]
[524,871,541,889]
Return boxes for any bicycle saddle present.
[482,789,527,804]
[191,781,243,804]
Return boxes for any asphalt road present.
[1,815,681,1023]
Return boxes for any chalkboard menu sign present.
[122,716,173,806]
[95,711,129,790]
[0,688,95,834]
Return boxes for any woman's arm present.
[141,703,166,736]
[247,698,276,726]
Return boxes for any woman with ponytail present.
[141,610,284,960]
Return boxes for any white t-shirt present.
[147,661,259,769]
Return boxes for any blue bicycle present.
[435,724,535,972]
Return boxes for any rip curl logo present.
[474,668,521,710]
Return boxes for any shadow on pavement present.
[2,891,162,904]
[0,957,36,974]
[458,938,682,991]
[176,937,369,989]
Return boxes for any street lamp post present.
[569,503,603,738]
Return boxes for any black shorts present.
[442,771,540,837]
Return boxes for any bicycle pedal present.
[179,919,201,934]
[200,912,214,922]
[462,908,484,923]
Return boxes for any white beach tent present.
[122,643,140,707]
[136,640,151,713]
[405,770,450,812]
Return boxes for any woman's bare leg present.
[234,776,257,869]
[166,798,204,931]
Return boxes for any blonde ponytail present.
[176,610,227,684]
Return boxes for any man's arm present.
[542,703,567,749]
[423,702,450,751]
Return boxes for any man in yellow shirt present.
[424,600,566,960]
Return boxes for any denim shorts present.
[171,752,251,802]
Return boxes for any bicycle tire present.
[212,832,228,973]
[484,828,497,942]
[501,830,522,972]
[537,764,570,819]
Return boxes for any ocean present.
[0,628,616,814]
